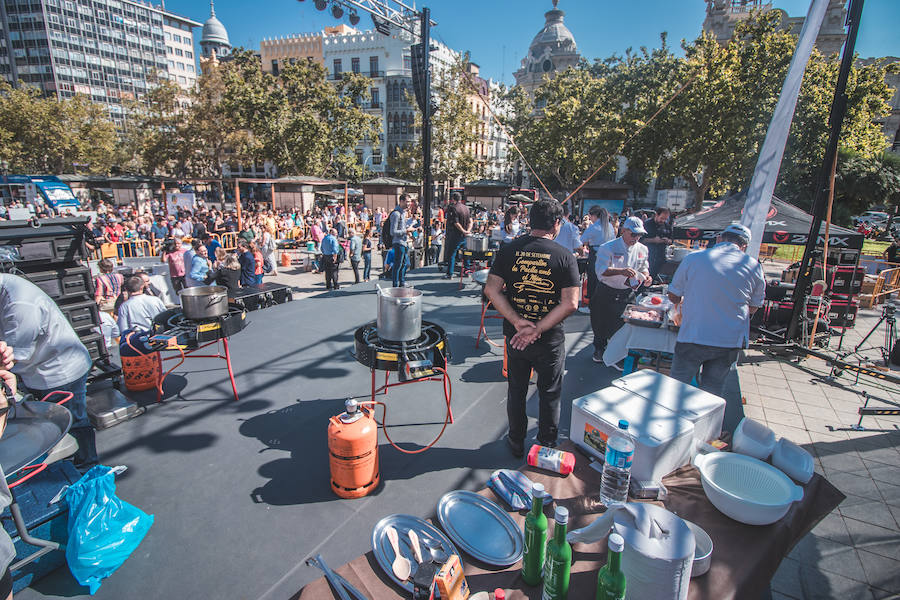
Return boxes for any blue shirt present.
[206,239,222,259]
[188,253,210,286]
[150,223,168,240]
[320,234,341,256]
[553,219,582,252]
[668,242,766,349]
[238,251,256,286]
[349,235,362,260]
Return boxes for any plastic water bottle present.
[600,419,634,507]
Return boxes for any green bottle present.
[596,533,626,600]
[522,483,548,586]
[541,506,571,600]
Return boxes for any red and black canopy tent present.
[673,192,864,251]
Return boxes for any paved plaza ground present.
[15,256,899,600]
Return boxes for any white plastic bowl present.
[772,437,814,484]
[693,452,803,526]
[684,520,713,578]
[732,418,776,460]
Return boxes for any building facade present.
[259,25,355,75]
[321,21,456,176]
[513,0,579,97]
[703,0,848,57]
[0,0,200,124]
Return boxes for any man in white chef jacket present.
[590,217,652,363]
[667,224,765,432]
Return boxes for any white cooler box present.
[570,386,695,483]
[612,371,725,449]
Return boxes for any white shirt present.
[668,242,766,348]
[595,237,650,289]
[0,274,92,389]
[117,293,167,333]
[581,220,615,249]
[553,219,582,253]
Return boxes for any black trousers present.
[585,248,598,300]
[589,282,634,352]
[506,337,566,445]
[322,255,339,289]
[350,258,360,283]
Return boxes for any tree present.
[778,55,896,208]
[221,49,380,180]
[118,78,192,176]
[833,150,900,226]
[393,56,483,184]
[0,81,117,174]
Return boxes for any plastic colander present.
[693,452,804,526]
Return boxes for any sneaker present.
[592,350,604,363]
[506,436,525,459]
[537,438,558,449]
[611,361,624,372]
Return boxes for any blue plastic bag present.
[65,466,154,594]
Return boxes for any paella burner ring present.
[353,321,449,373]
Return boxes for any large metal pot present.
[376,285,422,342]
[669,246,697,262]
[465,234,489,252]
[180,285,229,320]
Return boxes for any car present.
[853,210,889,225]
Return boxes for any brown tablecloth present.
[295,442,844,600]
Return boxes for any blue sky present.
[166,0,899,85]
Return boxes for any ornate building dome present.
[514,0,580,95]
[200,1,231,58]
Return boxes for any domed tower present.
[513,0,580,96]
[200,1,231,60]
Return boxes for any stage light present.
[314,0,327,10]
[331,3,343,18]
[348,8,360,25]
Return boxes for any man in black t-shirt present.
[883,237,899,265]
[486,199,581,457]
[642,208,672,281]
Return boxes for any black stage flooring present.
[18,268,661,600]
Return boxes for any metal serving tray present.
[622,304,664,328]
[437,490,524,567]
[371,514,459,593]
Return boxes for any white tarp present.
[741,0,830,258]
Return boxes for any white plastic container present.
[772,437,814,484]
[611,371,725,449]
[570,387,695,483]
[732,418,776,460]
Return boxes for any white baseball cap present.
[622,216,647,235]
[721,223,752,242]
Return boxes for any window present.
[185,50,192,59]
[372,151,382,165]
[370,88,379,108]
[356,150,363,165]
[271,59,279,75]
[165,31,171,41]
[174,48,183,56]
[351,57,359,73]
[400,113,408,135]
[403,54,411,70]
[173,34,182,43]
[369,56,379,76]
[332,59,341,76]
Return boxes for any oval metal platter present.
[437,490,524,567]
[0,401,72,477]
[371,513,460,593]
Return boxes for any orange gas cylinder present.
[280,252,291,267]
[328,400,380,499]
